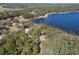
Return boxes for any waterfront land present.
[0,3,79,55]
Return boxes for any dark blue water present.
[32,12,79,35]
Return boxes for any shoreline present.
[33,11,79,19]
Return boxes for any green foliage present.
[1,5,79,55]
[40,24,79,55]
[0,31,40,55]
[32,44,40,54]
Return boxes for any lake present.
[32,12,79,35]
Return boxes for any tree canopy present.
[0,31,40,55]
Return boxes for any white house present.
[0,35,4,41]
[24,28,30,34]
[0,35,2,40]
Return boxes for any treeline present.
[0,9,34,20]
[0,5,79,20]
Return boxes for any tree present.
[0,31,40,55]
[32,44,40,55]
